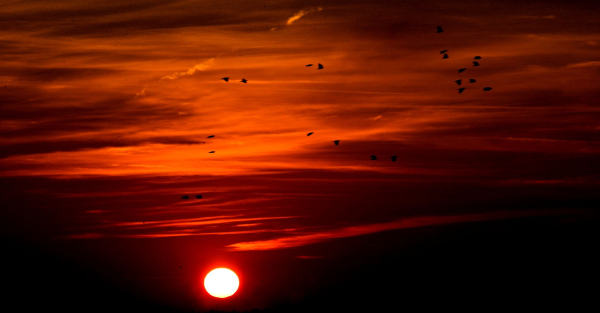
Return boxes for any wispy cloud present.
[286,7,323,26]
[160,58,215,80]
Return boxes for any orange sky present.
[1,0,600,312]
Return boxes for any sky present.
[1,0,599,311]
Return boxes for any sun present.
[204,268,240,298]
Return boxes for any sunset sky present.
[2,0,599,311]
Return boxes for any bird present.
[307,132,314,136]
[469,79,476,83]
[181,195,189,199]
[436,26,443,33]
[306,64,313,67]
[195,195,202,199]
[458,88,465,94]
[209,151,215,153]
[390,156,397,162]
[207,135,215,138]
[474,56,482,59]
[455,79,462,85]
[442,53,449,59]
[221,77,229,82]
[240,78,247,83]
[370,155,377,160]
[318,63,324,69]
[333,140,340,145]
[483,87,492,91]
[473,61,480,66]
[458,68,466,73]
[440,50,448,54]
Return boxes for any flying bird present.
[318,63,324,69]
[221,77,229,82]
[440,50,448,54]
[474,56,482,59]
[458,88,465,94]
[473,61,480,66]
[240,78,247,83]
[307,132,314,136]
[207,135,215,138]
[306,64,313,67]
[455,79,462,85]
[458,68,466,73]
[370,155,377,160]
[442,53,449,59]
[469,79,476,83]
[483,87,492,91]
[209,151,215,153]
[390,156,397,162]
[333,140,340,145]
[195,195,203,199]
[436,26,443,33]
[181,195,189,199]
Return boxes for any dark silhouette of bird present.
[307,132,314,136]
[209,151,215,153]
[458,88,465,94]
[333,140,340,145]
[437,26,443,33]
[483,87,492,91]
[370,155,377,160]
[455,79,462,85]
[440,50,448,54]
[306,64,313,67]
[442,53,449,59]
[469,79,476,83]
[318,63,324,69]
[195,195,202,199]
[473,61,480,66]
[240,78,247,83]
[181,195,189,199]
[474,56,482,60]
[207,135,215,138]
[458,68,466,73]
[221,77,229,82]
[391,156,397,162]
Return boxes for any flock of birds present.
[437,26,493,93]
[180,26,490,200]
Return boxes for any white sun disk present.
[204,268,239,298]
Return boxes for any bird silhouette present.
[221,77,229,82]
[195,195,202,199]
[469,79,476,83]
[473,61,480,66]
[307,132,314,136]
[440,50,448,54]
[455,79,462,85]
[483,87,492,91]
[370,155,377,160]
[181,195,189,199]
[458,88,465,94]
[333,140,340,145]
[209,151,215,153]
[318,63,324,70]
[390,156,397,162]
[436,26,443,33]
[442,53,449,59]
[240,78,247,83]
[474,56,482,60]
[458,68,466,73]
[207,135,215,138]
[306,64,313,67]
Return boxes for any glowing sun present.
[204,268,240,298]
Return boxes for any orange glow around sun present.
[204,268,240,298]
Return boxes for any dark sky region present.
[1,0,600,312]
